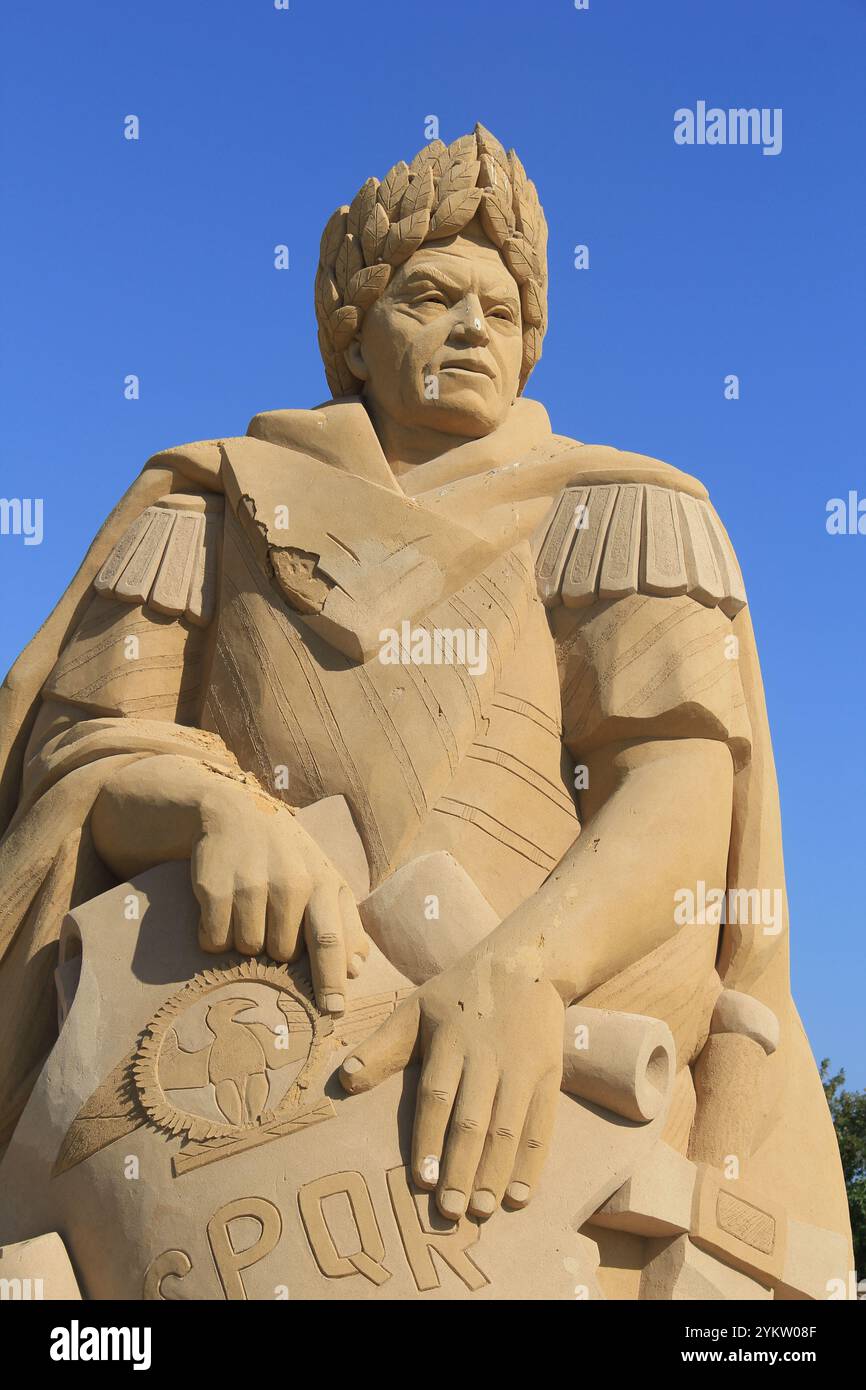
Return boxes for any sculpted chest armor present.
[205,469,581,920]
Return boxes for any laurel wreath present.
[315,123,548,398]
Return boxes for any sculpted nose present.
[451,294,489,346]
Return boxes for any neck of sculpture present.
[365,399,486,478]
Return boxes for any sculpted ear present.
[344,338,368,382]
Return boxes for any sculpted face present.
[346,225,524,443]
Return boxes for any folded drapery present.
[0,717,240,1148]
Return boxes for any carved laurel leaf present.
[319,207,348,268]
[319,323,356,397]
[479,185,515,246]
[509,149,528,197]
[476,122,508,166]
[331,303,360,349]
[382,208,431,265]
[515,169,542,243]
[448,133,477,161]
[409,138,447,174]
[334,232,363,293]
[361,202,389,265]
[521,179,543,240]
[347,262,392,309]
[529,182,548,249]
[347,179,378,240]
[520,278,545,329]
[521,325,543,382]
[428,186,483,240]
[427,143,451,180]
[501,232,539,284]
[399,165,434,219]
[517,195,538,244]
[508,151,529,227]
[435,159,480,203]
[377,160,410,217]
[315,268,341,318]
[318,322,338,375]
[479,153,513,205]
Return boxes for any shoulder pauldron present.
[93,493,223,627]
[535,482,747,619]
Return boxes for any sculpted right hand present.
[191,774,370,1012]
[91,754,369,1014]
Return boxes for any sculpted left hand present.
[338,953,564,1222]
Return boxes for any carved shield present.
[0,862,668,1300]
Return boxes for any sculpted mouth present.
[439,358,496,380]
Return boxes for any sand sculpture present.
[0,124,852,1300]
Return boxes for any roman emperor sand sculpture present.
[0,125,853,1301]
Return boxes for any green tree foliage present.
[821,1059,866,1276]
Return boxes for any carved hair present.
[315,123,549,398]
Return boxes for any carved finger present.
[436,1057,498,1221]
[411,1027,463,1191]
[340,886,370,977]
[231,875,268,956]
[192,838,233,953]
[468,1077,531,1219]
[304,881,348,1013]
[264,876,307,962]
[339,995,421,1094]
[504,1069,559,1209]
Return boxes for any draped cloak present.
[0,396,851,1250]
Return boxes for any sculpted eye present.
[489,305,517,323]
[413,290,448,307]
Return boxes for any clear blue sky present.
[1,2,863,1083]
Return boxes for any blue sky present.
[1,1,864,1083]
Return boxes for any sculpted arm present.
[25,703,371,1019]
[492,735,733,1001]
[340,734,732,1220]
[26,489,371,1016]
[340,589,746,1223]
[90,753,370,1016]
